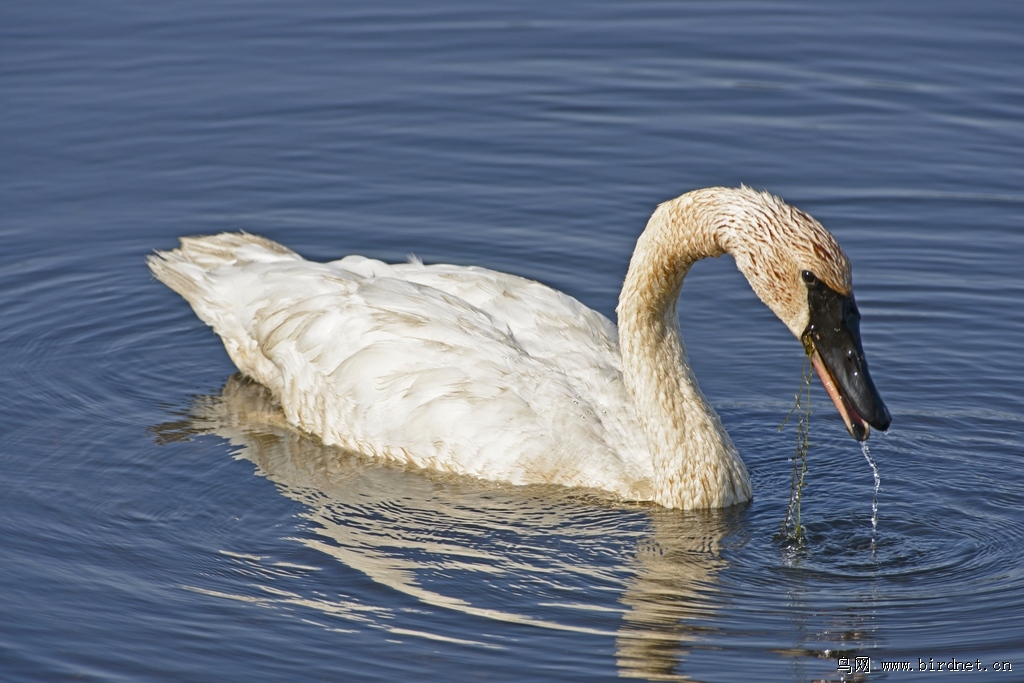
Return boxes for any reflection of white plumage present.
[150,186,856,509]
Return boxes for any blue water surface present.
[2,1,1022,681]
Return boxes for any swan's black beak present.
[801,275,891,441]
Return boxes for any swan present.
[148,186,890,509]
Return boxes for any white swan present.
[149,186,890,509]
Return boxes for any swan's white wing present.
[150,235,652,498]
[332,256,628,421]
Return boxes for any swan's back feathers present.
[149,233,652,498]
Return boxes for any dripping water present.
[861,441,880,551]
[776,353,813,544]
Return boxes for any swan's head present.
[711,187,892,441]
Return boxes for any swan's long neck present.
[617,192,752,509]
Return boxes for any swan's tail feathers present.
[177,232,299,265]
[147,232,300,301]
[146,250,202,305]
[148,233,300,385]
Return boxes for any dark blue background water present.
[2,2,1022,681]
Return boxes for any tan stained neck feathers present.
[617,186,852,509]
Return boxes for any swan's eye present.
[801,270,817,286]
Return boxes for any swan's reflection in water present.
[616,507,737,681]
[156,375,746,681]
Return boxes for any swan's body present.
[150,187,890,509]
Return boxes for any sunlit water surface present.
[2,2,1023,681]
